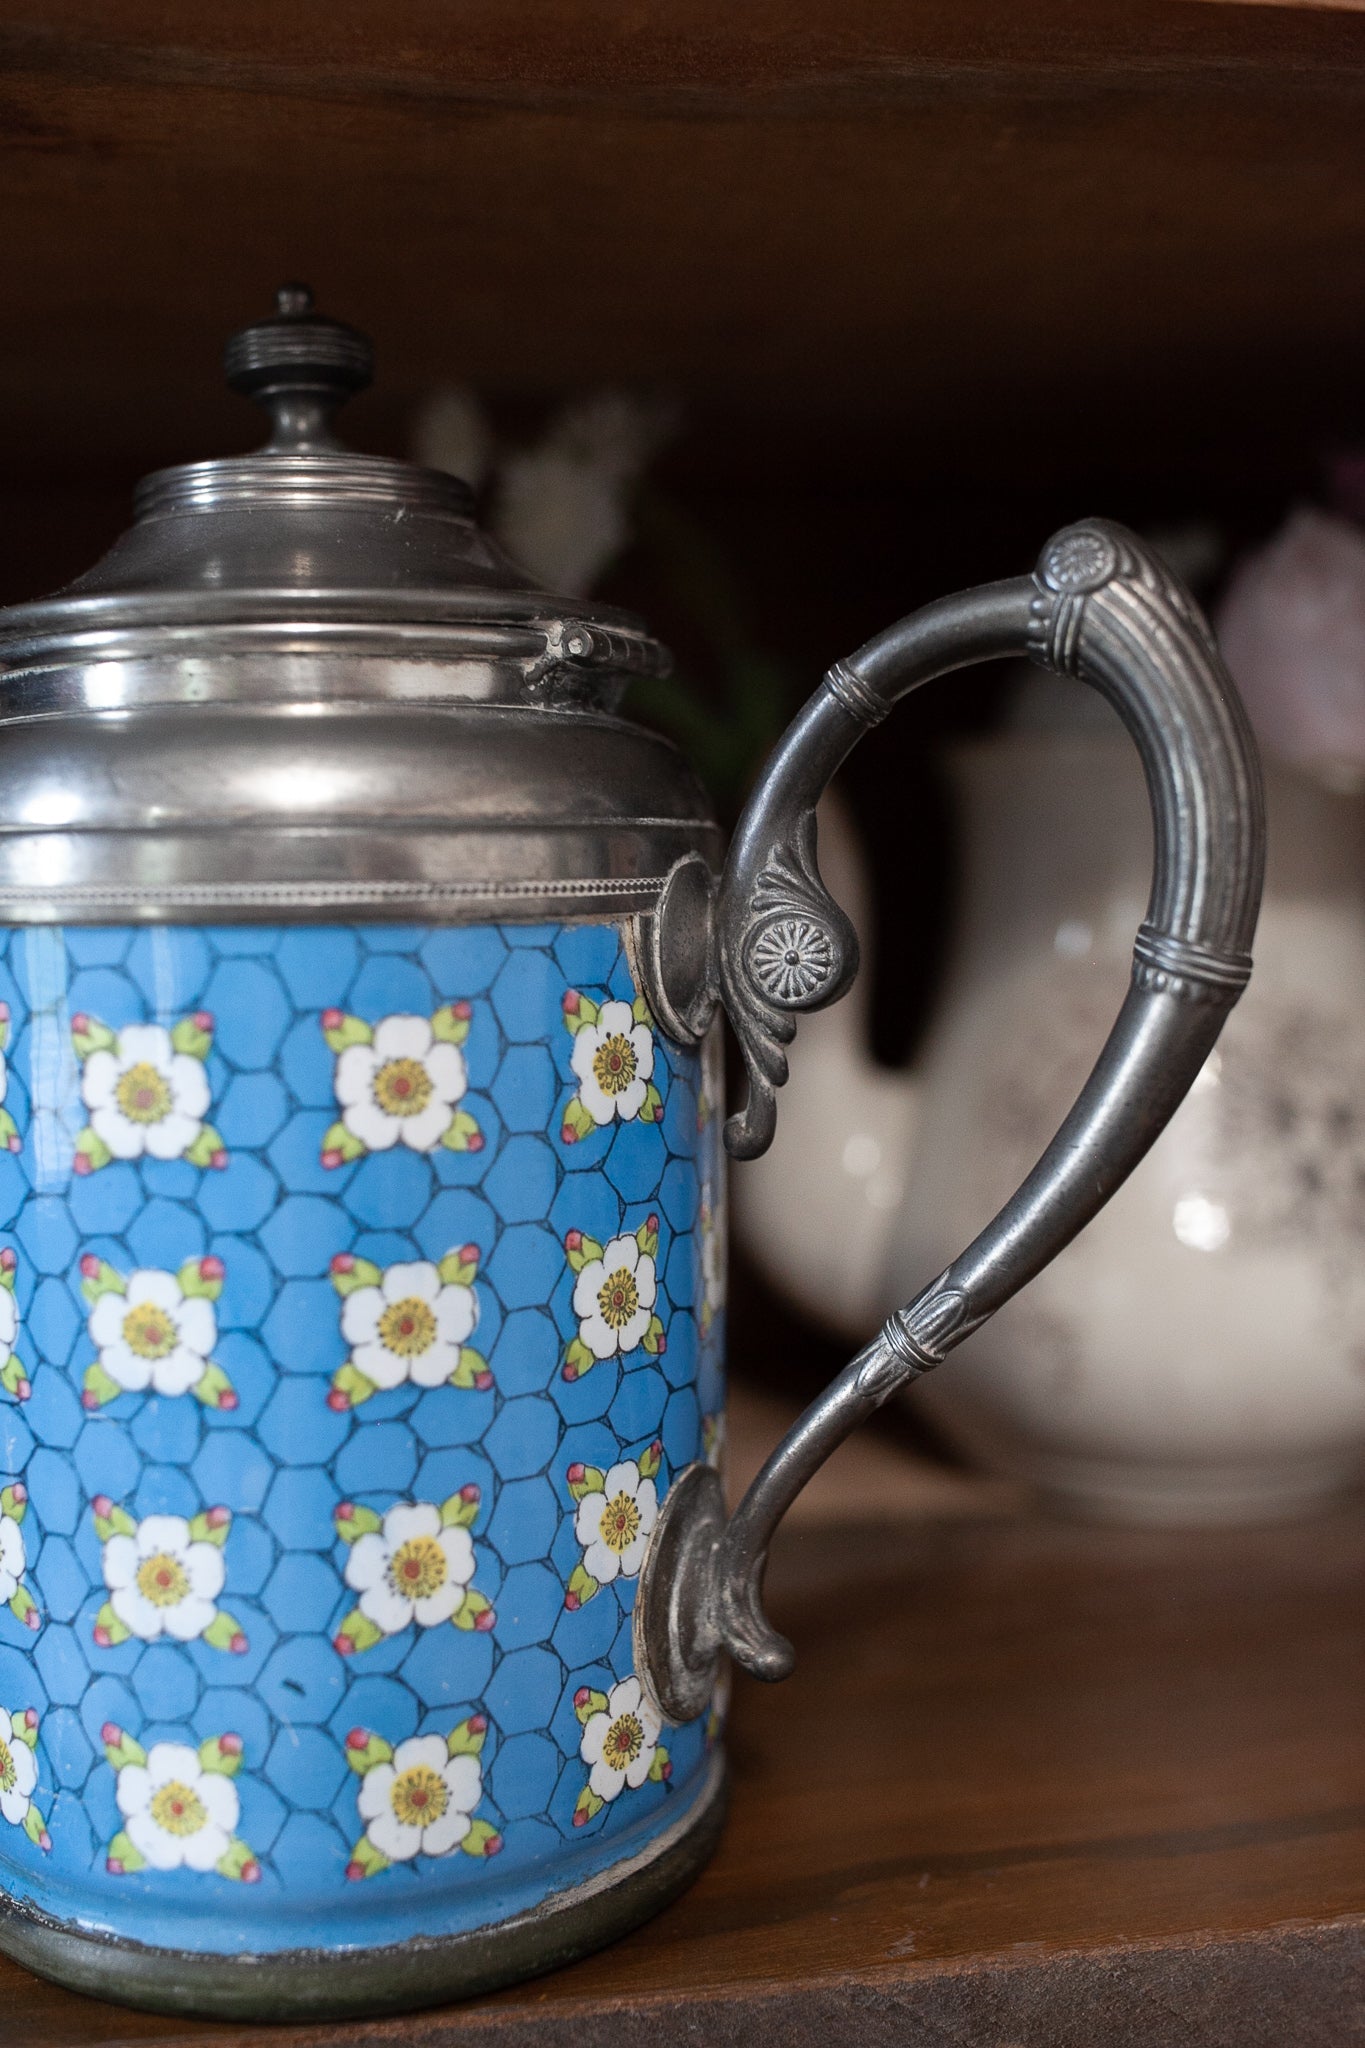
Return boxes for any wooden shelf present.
[12,1490,1365,2044]
[1,2,1364,492]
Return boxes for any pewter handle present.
[635,519,1266,1721]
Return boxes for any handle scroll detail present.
[635,520,1265,1724]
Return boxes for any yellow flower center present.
[602,1712,644,1775]
[378,1296,437,1358]
[373,1057,434,1119]
[136,1551,190,1608]
[387,1534,448,1602]
[115,1062,173,1126]
[390,1763,449,1829]
[0,1738,14,1795]
[599,1491,641,1555]
[121,1302,178,1360]
[150,1780,207,1837]
[597,1267,639,1332]
[592,1032,637,1097]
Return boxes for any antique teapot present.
[0,290,1263,2019]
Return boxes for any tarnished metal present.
[636,520,1265,1719]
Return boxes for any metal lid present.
[0,286,668,707]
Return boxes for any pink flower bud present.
[23,1709,35,1729]
[649,1439,662,1461]
[572,1808,587,1828]
[645,1213,659,1236]
[459,1484,480,1503]
[468,1714,487,1734]
[7,1136,19,1154]
[80,1253,100,1279]
[93,1625,112,1648]
[219,1733,243,1757]
[452,1000,472,1020]
[230,1632,248,1655]
[218,1389,239,1412]
[562,1362,579,1383]
[11,1482,25,1504]
[106,1855,124,1875]
[467,1132,484,1153]
[71,1012,88,1035]
[73,1154,92,1177]
[345,1727,369,1750]
[563,990,580,1015]
[345,1859,364,1881]
[459,1243,479,1266]
[37,1829,50,1852]
[0,1002,8,1023]
[322,1009,344,1032]
[331,1251,355,1274]
[561,1124,577,1145]
[23,1607,39,1630]
[336,1501,355,1521]
[656,1333,667,1355]
[193,1010,213,1031]
[334,1633,354,1656]
[15,1380,28,1401]
[564,1591,580,1612]
[200,1255,225,1282]
[567,1463,585,1484]
[210,1149,228,1171]
[475,1369,493,1391]
[484,1832,504,1857]
[0,1249,13,1273]
[574,1688,590,1710]
[326,1389,350,1412]
[101,1724,121,1746]
[321,1149,342,1170]
[81,1389,98,1409]
[241,1860,261,1884]
[565,1230,582,1253]
[206,1504,230,1528]
[661,1759,673,1780]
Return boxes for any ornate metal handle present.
[635,519,1266,1721]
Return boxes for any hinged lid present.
[0,286,668,708]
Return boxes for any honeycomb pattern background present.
[0,919,724,1926]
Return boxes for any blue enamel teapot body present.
[0,292,1263,2018]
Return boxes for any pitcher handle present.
[635,519,1266,1720]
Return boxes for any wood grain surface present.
[6,1497,1365,2045]
[0,0,1364,495]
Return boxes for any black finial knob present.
[224,285,374,452]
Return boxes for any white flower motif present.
[344,1502,476,1636]
[572,1233,657,1363]
[0,1514,26,1606]
[341,1261,477,1393]
[334,1015,467,1154]
[89,1270,216,1399]
[101,1514,225,1643]
[0,1708,37,1828]
[357,1734,482,1863]
[574,1461,658,1586]
[115,1741,238,1873]
[80,1024,211,1163]
[579,1677,662,1803]
[570,1000,655,1126]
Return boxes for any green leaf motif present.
[565,1233,603,1276]
[635,1218,659,1258]
[439,1108,483,1154]
[431,1003,472,1046]
[440,1488,481,1531]
[329,1362,378,1410]
[188,1507,231,1548]
[638,1439,663,1482]
[460,1818,503,1858]
[560,1095,598,1144]
[103,1727,147,1772]
[450,1347,491,1392]
[322,1012,374,1055]
[105,1828,147,1874]
[567,1464,604,1503]
[452,1588,494,1632]
[22,1803,48,1850]
[198,1734,244,1777]
[641,1315,666,1357]
[330,1255,381,1298]
[191,1362,237,1412]
[321,1120,368,1166]
[170,1016,213,1060]
[178,1257,224,1301]
[202,1610,247,1654]
[573,1786,604,1827]
[0,1355,27,1400]
[73,1127,113,1175]
[335,1607,384,1655]
[82,1361,124,1410]
[648,1745,671,1784]
[0,1485,26,1524]
[437,1248,479,1287]
[93,1600,132,1648]
[0,1111,18,1156]
[565,1562,600,1610]
[562,1334,596,1382]
[346,1833,391,1880]
[94,1498,139,1543]
[631,996,654,1027]
[214,1837,259,1882]
[80,1259,126,1306]
[334,1503,382,1545]
[638,1082,664,1124]
[183,1124,227,1170]
[562,991,600,1037]
[446,1717,487,1759]
[10,1709,37,1753]
[345,1730,394,1776]
[573,1688,608,1728]
[71,1016,117,1060]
